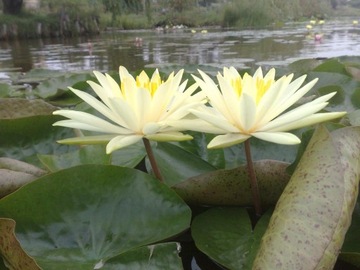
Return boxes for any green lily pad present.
[38,143,146,172]
[103,242,183,269]
[191,207,272,270]
[152,142,216,186]
[34,72,93,100]
[0,165,191,269]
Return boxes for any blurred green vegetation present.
[0,0,359,39]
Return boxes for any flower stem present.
[244,139,262,216]
[143,138,164,182]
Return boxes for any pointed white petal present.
[266,112,346,132]
[69,88,124,126]
[261,101,330,132]
[190,109,239,133]
[145,132,193,142]
[252,132,301,145]
[53,119,113,133]
[166,118,226,134]
[133,88,152,127]
[239,93,256,131]
[194,71,233,121]
[208,133,250,149]
[253,78,288,126]
[57,135,116,145]
[93,71,119,97]
[53,110,132,134]
[143,122,161,135]
[266,78,319,121]
[107,98,139,131]
[106,135,143,153]
[217,74,241,124]
[86,81,111,105]
[105,73,123,98]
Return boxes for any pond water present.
[1,19,360,73]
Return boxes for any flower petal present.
[57,135,116,145]
[252,132,301,145]
[143,122,161,135]
[145,132,193,142]
[107,98,139,131]
[53,110,132,134]
[239,93,256,131]
[166,118,226,134]
[208,133,250,149]
[267,112,346,132]
[106,135,143,153]
[261,91,336,131]
[190,108,239,133]
[69,88,125,126]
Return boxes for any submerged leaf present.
[172,160,290,207]
[253,126,360,269]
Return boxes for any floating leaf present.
[38,144,146,172]
[152,142,216,186]
[34,73,93,100]
[172,160,290,207]
[0,114,76,166]
[306,71,360,111]
[103,242,183,269]
[0,158,47,198]
[0,165,191,269]
[0,218,41,270]
[313,58,349,75]
[0,98,56,119]
[223,137,298,169]
[37,145,111,172]
[173,131,225,169]
[191,207,272,270]
[253,126,360,269]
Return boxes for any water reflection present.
[1,20,360,72]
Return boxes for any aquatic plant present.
[0,58,359,269]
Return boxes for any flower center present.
[230,77,243,97]
[256,77,273,104]
[135,70,163,96]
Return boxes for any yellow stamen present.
[134,70,163,96]
[256,77,273,104]
[231,76,243,97]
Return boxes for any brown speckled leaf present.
[253,125,360,270]
[0,218,41,270]
[172,159,290,207]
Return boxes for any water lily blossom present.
[53,66,205,154]
[187,67,346,149]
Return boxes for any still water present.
[1,20,360,73]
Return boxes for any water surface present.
[1,20,360,73]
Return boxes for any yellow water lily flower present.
[53,66,205,154]
[186,67,346,149]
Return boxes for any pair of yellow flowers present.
[53,66,345,154]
